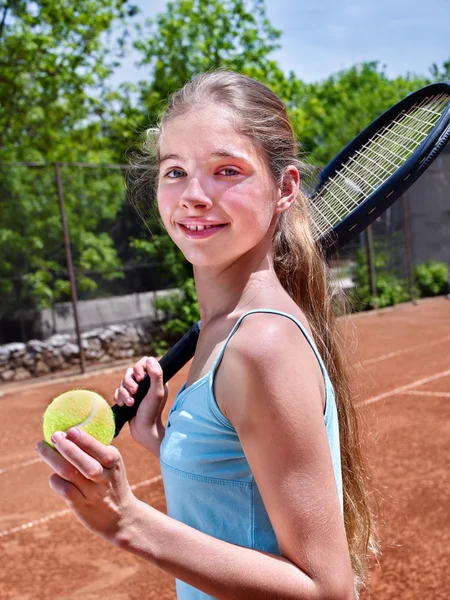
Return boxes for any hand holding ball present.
[43,389,115,448]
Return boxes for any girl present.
[35,71,375,599]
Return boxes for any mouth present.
[178,223,227,239]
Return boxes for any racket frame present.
[312,81,450,254]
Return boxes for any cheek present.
[157,192,174,228]
[228,185,275,230]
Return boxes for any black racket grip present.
[112,321,201,437]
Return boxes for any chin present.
[184,252,224,268]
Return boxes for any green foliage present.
[414,261,449,297]
[152,278,200,354]
[289,62,428,166]
[0,1,138,331]
[1,0,449,343]
[0,165,125,317]
[130,230,198,352]
[134,0,283,108]
[429,59,450,82]
[130,231,192,283]
[350,245,410,311]
[0,0,137,161]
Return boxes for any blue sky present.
[110,0,450,86]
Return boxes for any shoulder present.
[215,311,326,428]
[232,310,314,357]
[227,310,322,379]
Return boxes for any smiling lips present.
[178,222,227,239]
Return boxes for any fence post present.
[401,192,417,304]
[365,225,378,309]
[54,163,86,374]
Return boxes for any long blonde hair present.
[139,69,378,592]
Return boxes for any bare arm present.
[116,314,354,599]
[36,314,354,599]
[117,497,349,600]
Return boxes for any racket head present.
[310,81,450,255]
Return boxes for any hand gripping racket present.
[113,81,450,437]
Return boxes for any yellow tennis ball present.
[43,389,115,448]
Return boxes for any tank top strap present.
[211,309,328,383]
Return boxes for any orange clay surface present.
[0,297,449,599]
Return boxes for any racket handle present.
[112,321,201,437]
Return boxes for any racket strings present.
[309,93,450,239]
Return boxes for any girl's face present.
[157,104,284,269]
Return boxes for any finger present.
[145,357,166,402]
[123,367,140,394]
[50,431,108,482]
[65,427,121,472]
[49,473,84,503]
[132,358,167,429]
[113,386,124,407]
[35,439,86,486]
[132,356,153,383]
[114,383,136,407]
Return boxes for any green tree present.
[0,165,125,336]
[0,0,138,161]
[0,1,139,339]
[430,58,450,82]
[134,0,283,109]
[290,62,428,166]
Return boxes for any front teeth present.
[184,224,216,230]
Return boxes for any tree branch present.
[0,1,10,43]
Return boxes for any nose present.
[179,177,212,210]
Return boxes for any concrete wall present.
[40,289,177,337]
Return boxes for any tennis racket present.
[113,80,450,437]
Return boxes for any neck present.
[193,247,281,327]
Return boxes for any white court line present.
[360,334,450,366]
[359,368,450,406]
[0,508,71,539]
[402,390,450,399]
[0,457,41,475]
[0,475,162,539]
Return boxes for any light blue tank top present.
[160,310,343,599]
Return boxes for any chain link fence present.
[0,151,449,379]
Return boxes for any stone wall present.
[0,322,157,383]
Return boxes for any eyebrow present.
[158,150,251,164]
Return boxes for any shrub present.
[414,261,449,297]
[152,277,200,355]
[350,246,410,311]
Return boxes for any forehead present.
[158,104,263,163]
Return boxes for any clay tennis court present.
[0,296,449,600]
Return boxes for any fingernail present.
[35,441,43,452]
[66,427,80,441]
[51,431,66,445]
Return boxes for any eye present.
[164,169,186,179]
[218,167,240,177]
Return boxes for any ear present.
[274,166,300,214]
